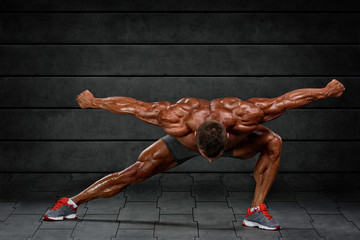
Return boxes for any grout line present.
[336,204,360,231]
[153,174,162,239]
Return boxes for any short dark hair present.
[196,120,227,158]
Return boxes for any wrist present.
[320,87,330,98]
[90,98,100,108]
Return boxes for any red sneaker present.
[242,204,281,231]
[43,197,77,221]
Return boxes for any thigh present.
[135,139,178,178]
[233,125,278,159]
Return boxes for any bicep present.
[247,97,286,122]
[134,101,172,126]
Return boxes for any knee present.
[269,134,282,148]
[265,134,282,160]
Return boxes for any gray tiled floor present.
[0,173,359,240]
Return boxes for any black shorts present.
[160,135,233,165]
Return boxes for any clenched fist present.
[76,90,96,109]
[325,79,345,98]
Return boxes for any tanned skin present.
[72,79,344,208]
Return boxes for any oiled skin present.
[71,79,344,207]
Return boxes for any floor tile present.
[13,192,59,214]
[0,215,42,239]
[192,182,228,201]
[125,181,161,201]
[0,182,34,201]
[296,192,339,214]
[112,229,156,240]
[325,190,360,202]
[143,173,163,182]
[280,229,324,240]
[83,214,118,220]
[338,202,360,228]
[226,192,253,214]
[118,202,159,229]
[161,173,193,191]
[76,205,88,220]
[0,237,30,240]
[191,173,222,181]
[39,218,78,230]
[32,174,72,192]
[266,179,296,201]
[278,173,323,192]
[155,214,198,240]
[309,173,360,201]
[234,215,281,240]
[85,193,126,215]
[194,202,235,229]
[158,192,195,214]
[0,202,15,221]
[197,229,239,240]
[222,173,255,191]
[311,214,360,240]
[266,202,313,229]
[28,229,73,240]
[72,214,119,239]
[73,237,112,240]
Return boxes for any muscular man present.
[44,79,345,230]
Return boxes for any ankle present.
[67,198,78,208]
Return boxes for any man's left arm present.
[248,79,345,122]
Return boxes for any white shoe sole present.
[242,219,281,231]
[43,214,77,221]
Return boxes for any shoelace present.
[261,208,274,220]
[51,199,67,210]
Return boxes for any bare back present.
[158,97,264,150]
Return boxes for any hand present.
[324,79,345,98]
[76,90,96,108]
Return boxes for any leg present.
[44,139,177,221]
[233,125,282,230]
[233,125,282,207]
[71,139,177,205]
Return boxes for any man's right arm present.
[76,90,172,126]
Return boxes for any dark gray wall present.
[0,0,359,172]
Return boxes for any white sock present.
[67,198,78,208]
[250,205,260,212]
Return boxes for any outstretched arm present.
[248,79,345,122]
[76,90,172,126]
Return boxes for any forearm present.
[91,97,138,114]
[279,87,326,110]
